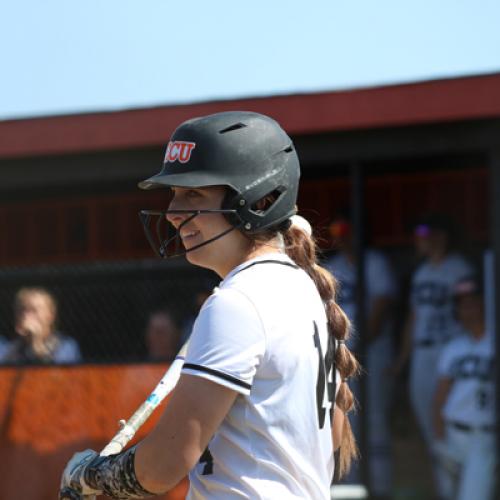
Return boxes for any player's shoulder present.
[193,286,265,345]
[413,253,471,278]
[201,284,256,316]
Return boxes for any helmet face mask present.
[139,111,300,259]
[139,208,242,259]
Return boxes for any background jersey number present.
[313,322,334,429]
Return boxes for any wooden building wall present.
[0,166,488,267]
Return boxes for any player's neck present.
[217,237,285,278]
[244,239,285,263]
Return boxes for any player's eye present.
[186,189,203,198]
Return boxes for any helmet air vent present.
[218,122,247,134]
[250,187,286,215]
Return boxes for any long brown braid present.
[281,224,360,477]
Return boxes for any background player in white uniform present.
[393,215,473,497]
[433,276,496,500]
[60,111,360,499]
[325,215,397,499]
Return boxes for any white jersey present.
[182,253,336,500]
[324,250,397,350]
[411,254,472,346]
[438,332,495,427]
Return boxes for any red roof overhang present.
[1,73,500,159]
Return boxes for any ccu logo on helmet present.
[164,141,196,164]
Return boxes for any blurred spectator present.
[393,214,474,496]
[324,213,397,498]
[0,335,8,359]
[145,309,182,361]
[432,276,496,500]
[2,287,81,364]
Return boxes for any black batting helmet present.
[138,111,300,258]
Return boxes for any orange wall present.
[0,364,188,500]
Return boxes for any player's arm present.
[135,373,238,493]
[60,373,238,499]
[61,289,259,498]
[136,288,262,493]
[391,308,414,376]
[432,377,453,440]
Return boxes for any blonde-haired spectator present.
[3,287,81,364]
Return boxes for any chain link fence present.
[0,259,218,365]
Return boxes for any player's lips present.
[180,230,200,242]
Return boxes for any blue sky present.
[1,0,499,119]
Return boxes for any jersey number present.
[199,446,214,475]
[313,322,334,429]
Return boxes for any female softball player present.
[60,111,359,499]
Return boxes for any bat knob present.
[118,419,126,429]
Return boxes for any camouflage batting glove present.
[62,445,154,499]
[60,449,103,498]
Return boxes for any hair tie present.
[337,339,346,346]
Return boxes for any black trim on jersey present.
[233,259,300,276]
[183,363,252,390]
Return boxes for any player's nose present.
[165,198,190,228]
[165,211,184,228]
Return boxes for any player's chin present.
[185,244,207,265]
